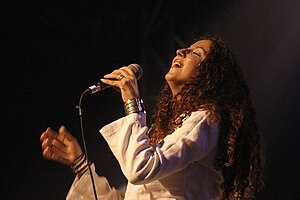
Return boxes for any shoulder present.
[183,110,211,126]
[172,110,219,137]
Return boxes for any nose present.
[176,48,189,57]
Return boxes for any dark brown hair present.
[148,37,264,199]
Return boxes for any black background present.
[2,1,299,199]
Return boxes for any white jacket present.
[67,110,223,200]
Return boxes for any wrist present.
[123,98,145,115]
[70,154,89,176]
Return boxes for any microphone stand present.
[76,88,98,200]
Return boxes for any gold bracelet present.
[124,98,145,115]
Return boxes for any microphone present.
[86,64,143,95]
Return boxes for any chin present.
[165,73,175,81]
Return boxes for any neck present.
[167,81,183,97]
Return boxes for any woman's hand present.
[101,66,140,102]
[40,126,82,166]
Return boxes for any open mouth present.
[173,60,182,68]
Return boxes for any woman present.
[40,37,264,199]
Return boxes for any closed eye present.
[192,49,202,57]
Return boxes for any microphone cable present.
[76,88,98,200]
[74,63,142,200]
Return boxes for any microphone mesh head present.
[128,64,143,80]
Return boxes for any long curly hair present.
[148,37,265,199]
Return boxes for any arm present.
[40,126,83,166]
[40,126,125,199]
[66,164,125,200]
[40,65,140,199]
[100,110,220,185]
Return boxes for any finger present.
[41,133,57,150]
[59,126,79,151]
[53,126,76,152]
[101,78,119,87]
[43,146,70,165]
[50,142,69,158]
[103,68,135,84]
[47,127,59,136]
[103,68,120,76]
[41,137,50,150]
[42,146,55,160]
[103,73,123,80]
[43,127,58,141]
[103,67,130,79]
[58,125,75,141]
[40,131,46,142]
[50,138,68,155]
[119,66,135,77]
[40,127,57,142]
[111,67,135,80]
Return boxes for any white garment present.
[67,111,223,200]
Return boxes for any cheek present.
[185,62,200,76]
[180,68,197,82]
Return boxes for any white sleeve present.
[66,164,125,200]
[100,111,220,185]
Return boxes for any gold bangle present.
[124,98,145,115]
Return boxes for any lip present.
[172,58,182,68]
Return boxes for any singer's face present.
[165,39,213,95]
